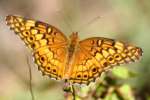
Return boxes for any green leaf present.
[112,67,131,79]
[119,84,135,100]
[105,92,120,100]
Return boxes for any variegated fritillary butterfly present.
[6,15,142,85]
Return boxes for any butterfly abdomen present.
[63,32,80,79]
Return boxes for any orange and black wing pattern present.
[69,37,142,85]
[6,15,69,80]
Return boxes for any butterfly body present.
[6,15,143,85]
[64,32,79,79]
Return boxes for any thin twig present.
[71,85,76,100]
[26,55,35,100]
[63,80,77,100]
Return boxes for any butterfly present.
[5,15,143,85]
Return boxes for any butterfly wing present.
[69,37,142,85]
[6,15,68,80]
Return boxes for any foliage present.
[63,67,142,100]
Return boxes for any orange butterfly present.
[6,15,142,85]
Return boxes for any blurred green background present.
[0,0,149,100]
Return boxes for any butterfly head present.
[70,32,79,45]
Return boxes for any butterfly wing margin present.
[69,37,142,85]
[6,15,69,80]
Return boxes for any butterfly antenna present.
[78,16,102,33]
[26,54,35,100]
[56,10,74,33]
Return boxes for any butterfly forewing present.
[68,37,142,85]
[6,15,69,80]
